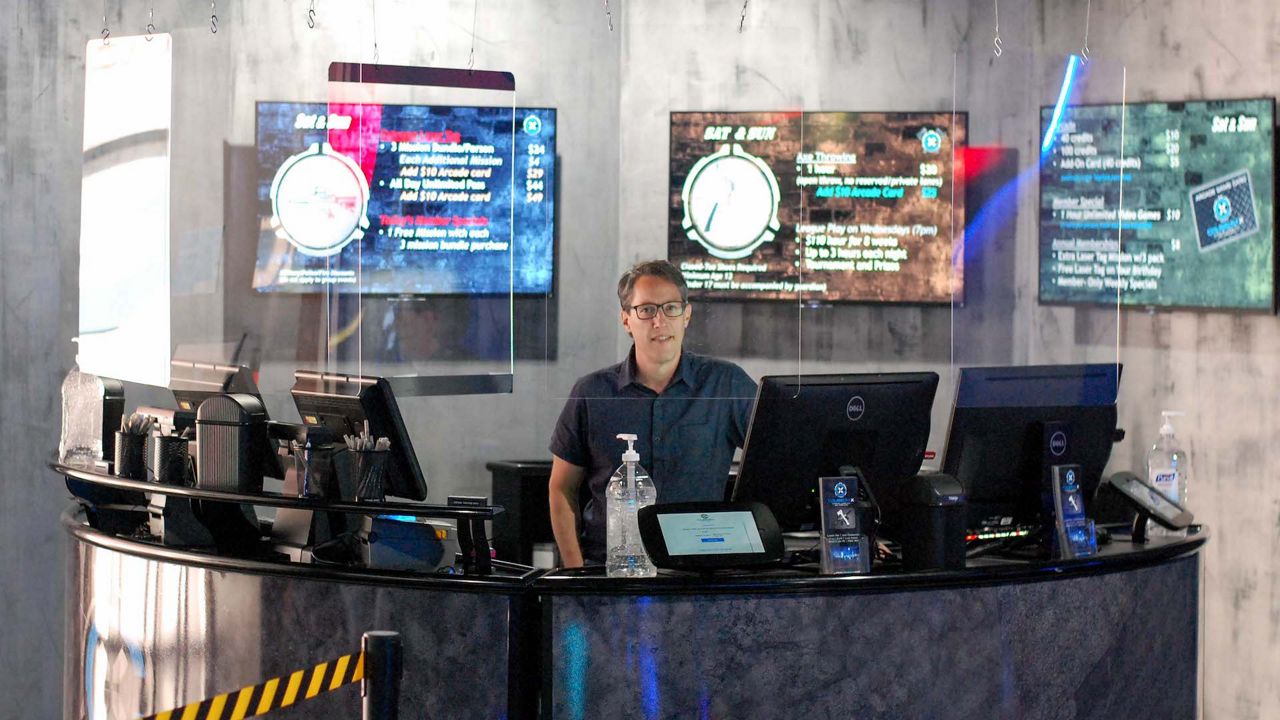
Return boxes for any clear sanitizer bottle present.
[606,433,657,578]
[1146,410,1188,538]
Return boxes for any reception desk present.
[535,534,1204,719]
[64,505,540,719]
[62,466,1205,719]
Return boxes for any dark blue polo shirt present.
[550,349,757,562]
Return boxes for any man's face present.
[621,275,691,367]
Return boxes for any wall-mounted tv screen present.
[1039,98,1275,311]
[669,111,966,304]
[253,102,555,295]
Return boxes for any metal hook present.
[210,1,218,34]
[145,7,155,40]
[603,0,613,32]
[101,15,110,44]
[992,0,1002,57]
[739,0,749,33]
[307,0,316,29]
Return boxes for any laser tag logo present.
[269,142,370,258]
[846,396,866,421]
[1050,431,1068,456]
[1213,195,1232,223]
[918,128,944,154]
[523,114,543,136]
[681,143,782,260]
[834,481,849,499]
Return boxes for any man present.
[548,260,757,567]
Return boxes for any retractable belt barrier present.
[138,649,365,720]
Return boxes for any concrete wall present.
[3,0,1279,715]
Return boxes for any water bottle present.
[606,433,657,578]
[59,365,105,466]
[1146,411,1188,538]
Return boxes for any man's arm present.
[548,455,586,568]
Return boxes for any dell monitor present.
[290,370,428,501]
[731,372,939,534]
[941,363,1121,531]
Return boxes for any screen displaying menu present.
[669,111,965,303]
[1039,98,1275,311]
[253,102,556,295]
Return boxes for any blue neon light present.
[1041,55,1081,155]
[635,595,661,719]
[562,623,589,720]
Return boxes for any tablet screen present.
[657,511,766,556]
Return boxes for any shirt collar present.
[619,346,692,392]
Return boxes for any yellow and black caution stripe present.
[140,649,364,720]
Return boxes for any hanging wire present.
[210,1,218,34]
[467,0,479,71]
[307,0,317,29]
[371,0,379,63]
[992,0,1002,56]
[739,0,749,33]
[603,0,613,32]
[1081,0,1092,63]
[145,5,156,40]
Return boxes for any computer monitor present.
[170,359,259,412]
[731,372,939,533]
[941,364,1121,530]
[290,370,428,501]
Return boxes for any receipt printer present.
[898,473,967,571]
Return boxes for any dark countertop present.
[64,499,1206,597]
[62,506,538,594]
[533,527,1208,596]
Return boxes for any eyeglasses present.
[626,301,687,320]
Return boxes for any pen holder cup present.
[113,431,147,480]
[291,443,340,499]
[148,434,191,486]
[351,449,391,502]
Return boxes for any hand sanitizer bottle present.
[606,433,657,578]
[1146,411,1188,539]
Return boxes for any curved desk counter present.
[64,506,540,719]
[534,532,1206,720]
[63,460,1205,720]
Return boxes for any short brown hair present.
[617,260,689,308]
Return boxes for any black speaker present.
[195,393,272,493]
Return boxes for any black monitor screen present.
[942,364,1121,529]
[290,370,427,501]
[731,372,939,533]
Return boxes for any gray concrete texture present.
[2,0,1277,716]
